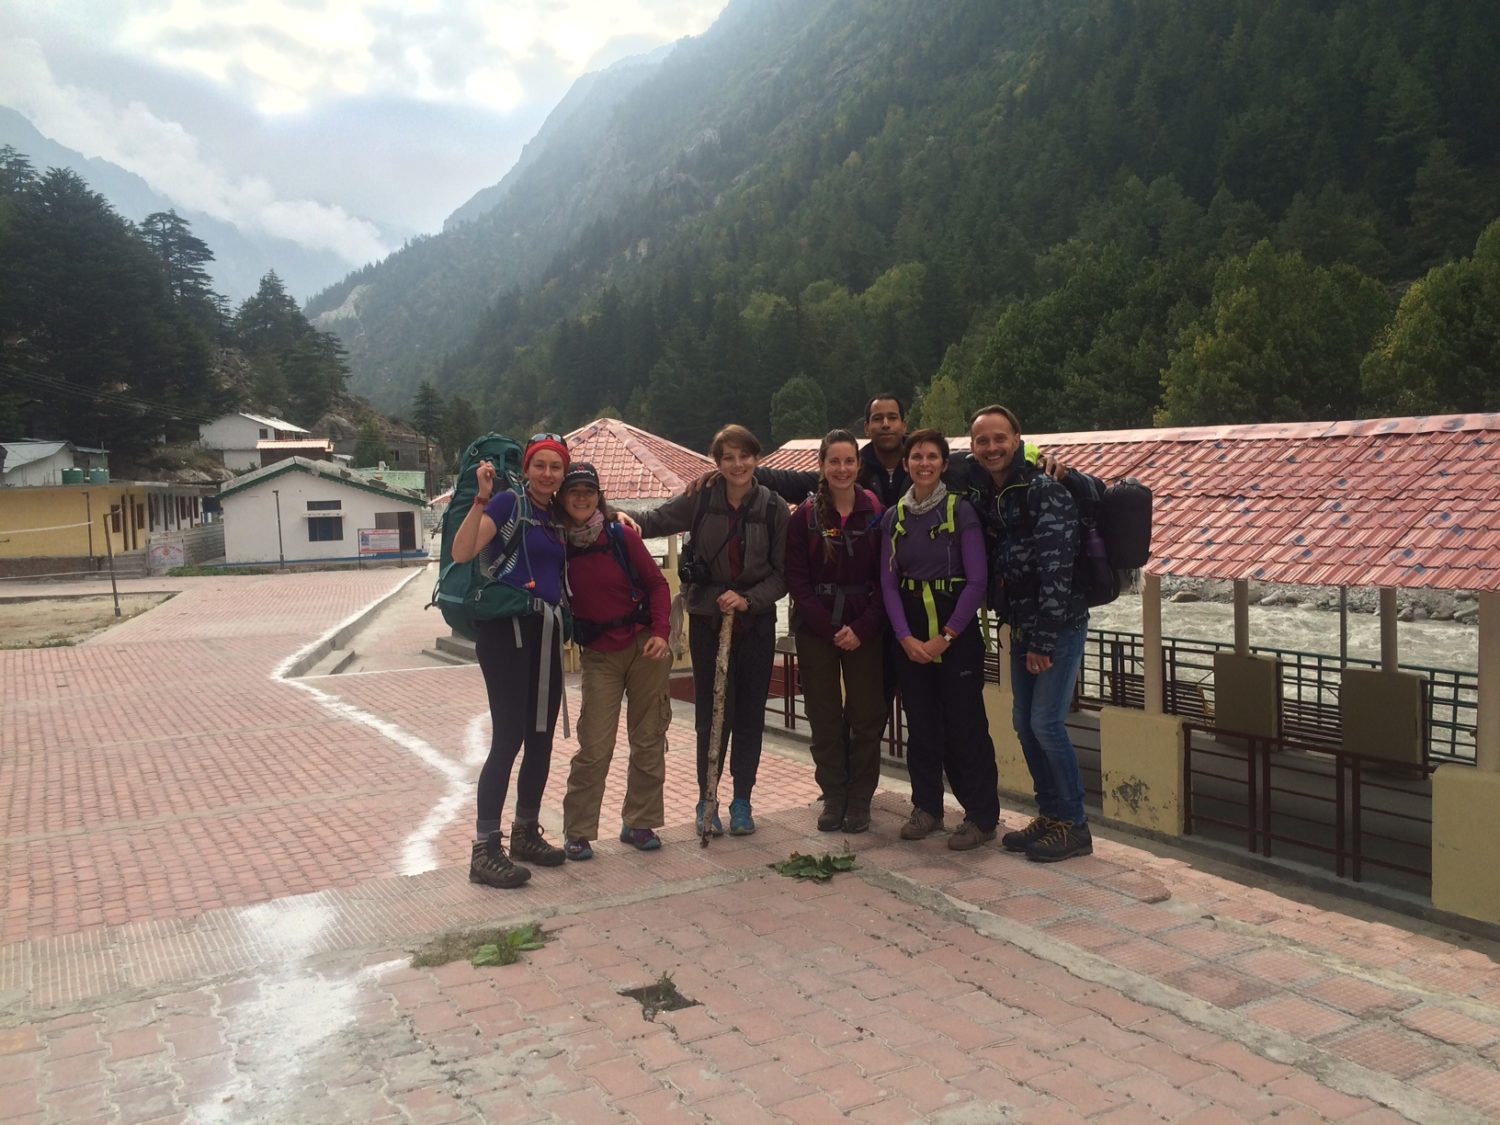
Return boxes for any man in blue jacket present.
[968,404,1095,862]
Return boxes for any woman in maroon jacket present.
[557,464,675,859]
[785,429,887,833]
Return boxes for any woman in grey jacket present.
[633,424,788,836]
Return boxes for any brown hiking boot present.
[817,798,845,832]
[1001,815,1053,853]
[469,834,531,889]
[899,807,942,840]
[947,819,997,851]
[510,822,566,867]
[842,799,871,834]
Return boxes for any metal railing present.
[1077,629,1478,765]
[1183,722,1433,889]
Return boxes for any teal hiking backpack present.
[431,432,538,641]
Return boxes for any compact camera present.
[678,546,711,586]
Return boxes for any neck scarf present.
[900,480,948,518]
[566,510,606,548]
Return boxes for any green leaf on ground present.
[770,851,859,881]
[410,921,548,968]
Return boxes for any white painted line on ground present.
[195,895,405,1121]
[398,712,491,876]
[271,571,465,786]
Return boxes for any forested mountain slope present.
[314,0,1500,448]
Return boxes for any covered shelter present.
[762,413,1499,922]
[1017,413,1499,926]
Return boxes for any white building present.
[0,441,109,487]
[199,412,310,472]
[218,458,426,566]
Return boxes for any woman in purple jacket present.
[880,428,1000,851]
[785,429,887,834]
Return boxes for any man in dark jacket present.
[756,393,911,508]
[968,404,1094,863]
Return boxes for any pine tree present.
[353,419,388,467]
[770,374,828,444]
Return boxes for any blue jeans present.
[1011,622,1088,827]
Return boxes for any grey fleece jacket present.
[634,481,788,618]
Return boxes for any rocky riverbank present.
[1153,577,1480,623]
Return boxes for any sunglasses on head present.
[529,432,566,446]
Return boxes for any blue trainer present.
[694,800,724,836]
[728,798,755,836]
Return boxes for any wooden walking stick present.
[701,607,736,847]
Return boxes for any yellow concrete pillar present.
[1432,766,1500,925]
[1477,590,1499,773]
[1142,571,1165,714]
[985,622,1029,797]
[1379,587,1399,672]
[1100,706,1187,835]
[1233,579,1250,657]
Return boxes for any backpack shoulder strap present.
[606,521,641,592]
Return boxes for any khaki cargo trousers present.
[562,631,672,841]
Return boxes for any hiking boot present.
[842,799,871,834]
[728,798,756,836]
[899,807,942,840]
[469,834,531,889]
[947,820,997,851]
[564,837,593,861]
[1001,815,1053,854]
[1025,820,1094,863]
[817,798,845,832]
[510,822,566,867]
[619,825,663,851]
[695,800,724,836]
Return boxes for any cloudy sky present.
[0,0,728,267]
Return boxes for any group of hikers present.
[451,396,1101,891]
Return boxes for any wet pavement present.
[3,569,1500,1123]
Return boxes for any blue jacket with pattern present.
[964,456,1093,657]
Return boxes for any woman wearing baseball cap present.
[554,463,674,860]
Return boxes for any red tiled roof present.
[760,414,1500,592]
[563,418,714,502]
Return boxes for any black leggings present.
[474,614,562,835]
[688,612,775,801]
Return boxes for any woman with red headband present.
[451,432,571,889]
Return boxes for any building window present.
[259,428,269,439]
[308,517,344,542]
[307,500,342,511]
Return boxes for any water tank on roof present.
[88,468,110,484]
[61,468,85,484]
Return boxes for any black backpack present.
[1074,476,1153,607]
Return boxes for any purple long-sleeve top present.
[878,494,989,641]
[482,490,565,606]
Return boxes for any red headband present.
[523,438,570,472]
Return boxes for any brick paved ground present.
[3,569,1500,1122]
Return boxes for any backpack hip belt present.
[896,576,965,664]
[813,581,876,628]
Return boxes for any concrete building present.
[218,458,426,566]
[0,478,218,578]
[199,412,311,472]
[0,441,109,488]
